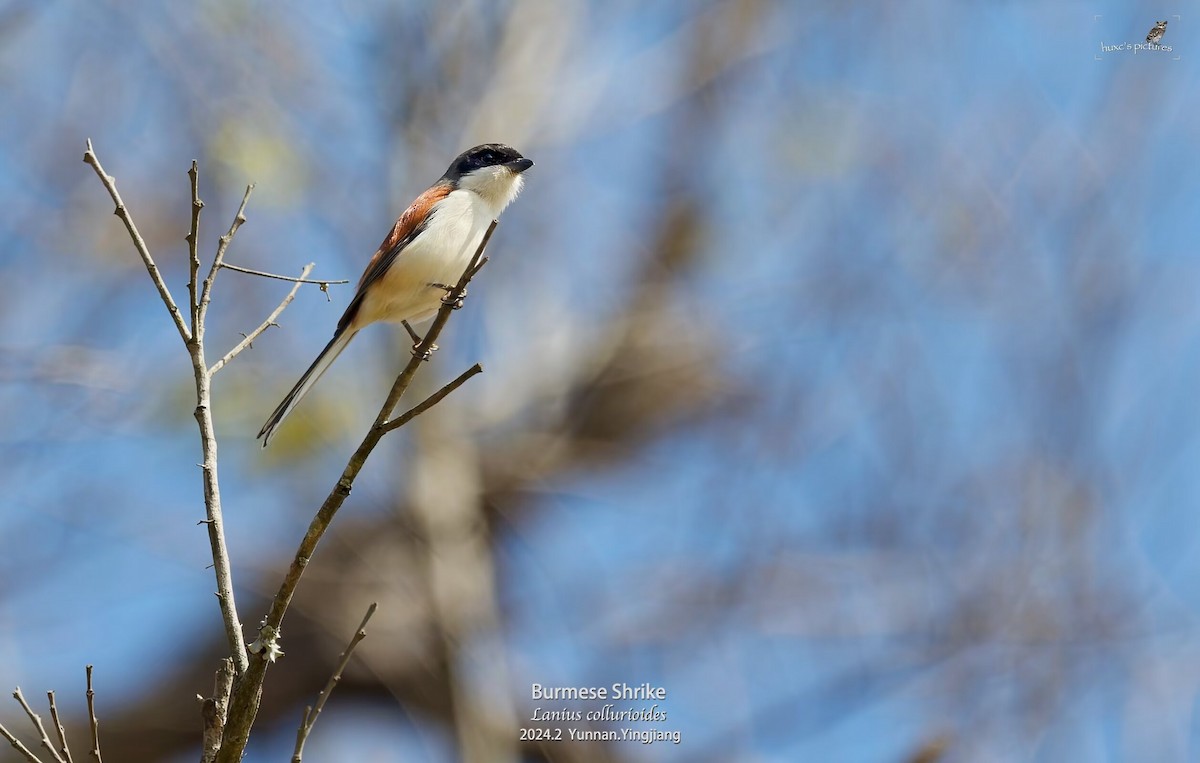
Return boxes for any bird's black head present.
[443,143,533,182]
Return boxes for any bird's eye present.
[481,151,496,163]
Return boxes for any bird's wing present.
[337,182,453,333]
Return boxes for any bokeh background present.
[2,1,1199,761]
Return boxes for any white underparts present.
[353,170,522,328]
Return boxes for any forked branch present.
[217,221,498,763]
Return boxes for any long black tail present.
[257,329,356,447]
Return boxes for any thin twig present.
[82,140,191,345]
[197,184,254,328]
[12,688,65,763]
[208,263,315,376]
[218,220,499,763]
[45,692,72,763]
[85,667,101,763]
[291,603,378,763]
[380,363,483,434]
[186,161,204,336]
[0,720,45,763]
[220,262,349,287]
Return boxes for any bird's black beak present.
[506,158,534,173]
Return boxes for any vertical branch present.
[85,667,102,763]
[186,161,204,335]
[188,203,251,676]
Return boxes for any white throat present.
[457,166,526,217]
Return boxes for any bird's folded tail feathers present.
[257,329,356,447]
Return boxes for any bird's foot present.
[404,320,437,360]
[430,282,465,309]
[411,341,437,361]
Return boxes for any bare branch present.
[12,688,65,763]
[45,692,73,763]
[186,161,204,336]
[192,367,247,673]
[82,140,191,345]
[197,184,254,328]
[208,263,315,376]
[84,148,249,675]
[0,720,46,763]
[291,603,378,762]
[220,262,349,288]
[182,198,249,677]
[380,363,483,434]
[218,220,499,763]
[85,667,101,763]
